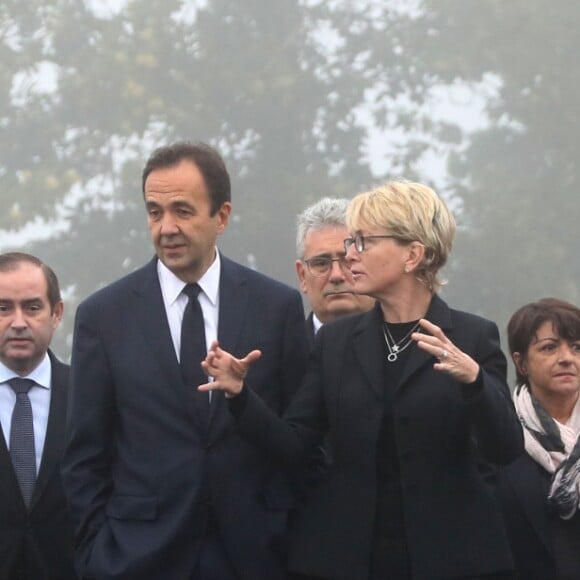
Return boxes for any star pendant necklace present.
[382,320,421,362]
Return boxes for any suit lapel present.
[216,256,248,355]
[352,304,386,399]
[211,257,249,431]
[133,259,183,396]
[32,353,68,509]
[395,294,452,391]
[0,415,24,510]
[306,312,316,350]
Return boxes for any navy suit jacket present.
[63,256,308,580]
[234,296,523,580]
[0,353,75,580]
[305,312,316,350]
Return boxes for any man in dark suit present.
[294,198,375,483]
[0,252,75,580]
[63,141,309,580]
[295,198,374,347]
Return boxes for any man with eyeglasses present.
[296,198,375,347]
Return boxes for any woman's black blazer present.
[235,295,524,580]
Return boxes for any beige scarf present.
[513,384,580,519]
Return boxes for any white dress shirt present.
[157,252,220,363]
[0,353,52,472]
[312,313,324,335]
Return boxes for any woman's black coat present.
[234,295,524,579]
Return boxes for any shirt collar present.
[157,251,221,306]
[0,352,52,389]
[312,313,324,334]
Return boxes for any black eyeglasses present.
[303,256,349,277]
[344,233,399,253]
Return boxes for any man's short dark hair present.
[142,141,231,215]
[0,252,62,312]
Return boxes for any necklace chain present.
[382,321,420,362]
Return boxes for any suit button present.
[206,443,214,453]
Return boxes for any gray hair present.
[296,197,350,259]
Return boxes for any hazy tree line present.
[1,0,578,363]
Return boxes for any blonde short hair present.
[346,181,456,292]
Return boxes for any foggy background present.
[1,0,578,380]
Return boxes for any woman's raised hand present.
[199,340,262,397]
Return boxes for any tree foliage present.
[1,0,578,358]
[353,0,579,327]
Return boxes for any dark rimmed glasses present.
[303,256,350,277]
[344,233,400,253]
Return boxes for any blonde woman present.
[202,182,522,580]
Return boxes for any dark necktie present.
[180,284,210,427]
[8,378,37,508]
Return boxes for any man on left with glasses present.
[0,252,75,580]
[295,197,375,348]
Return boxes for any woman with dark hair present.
[201,181,523,580]
[497,298,580,579]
